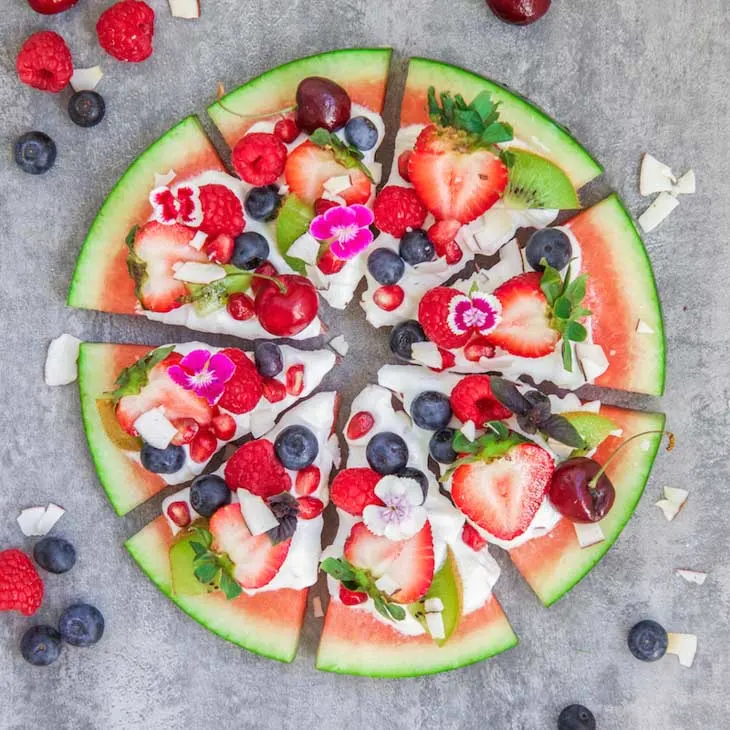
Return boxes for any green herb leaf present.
[373,595,390,620]
[453,108,483,134]
[479,122,514,145]
[562,339,573,371]
[310,128,374,182]
[564,274,588,305]
[219,571,243,600]
[182,267,252,316]
[565,320,588,342]
[470,91,497,121]
[385,603,406,621]
[103,345,175,403]
[451,432,480,454]
[540,414,586,449]
[189,541,208,559]
[427,87,442,123]
[321,557,357,584]
[194,562,219,584]
[553,296,572,320]
[540,262,564,305]
[191,526,213,549]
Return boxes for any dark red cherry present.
[486,0,551,25]
[295,77,351,134]
[548,457,615,523]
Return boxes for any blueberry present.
[254,341,284,377]
[397,467,428,503]
[190,474,231,518]
[628,619,668,662]
[367,248,405,285]
[59,603,105,647]
[525,228,572,272]
[558,705,596,730]
[389,320,427,361]
[20,625,62,666]
[14,131,56,175]
[231,232,270,270]
[344,116,379,151]
[33,537,76,574]
[275,425,319,470]
[399,229,435,266]
[366,432,409,475]
[429,428,457,464]
[411,391,452,430]
[140,443,185,474]
[245,185,282,221]
[68,91,106,128]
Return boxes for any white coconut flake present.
[639,153,675,196]
[574,521,605,548]
[133,407,177,450]
[45,334,82,386]
[411,341,443,370]
[673,170,696,196]
[312,595,324,618]
[576,343,609,382]
[17,507,47,537]
[367,162,383,184]
[374,574,401,595]
[323,175,352,196]
[424,597,444,613]
[168,0,200,18]
[287,233,320,265]
[237,490,279,535]
[639,192,680,233]
[636,319,655,334]
[189,230,208,251]
[173,262,226,284]
[305,263,330,290]
[473,209,517,256]
[675,569,707,585]
[667,633,697,668]
[154,169,177,188]
[655,486,688,521]
[327,433,342,469]
[425,611,446,640]
[35,503,65,535]
[70,66,104,92]
[460,420,476,442]
[250,410,277,439]
[329,335,349,357]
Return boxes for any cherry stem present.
[589,429,673,489]
[215,96,297,121]
[250,272,287,294]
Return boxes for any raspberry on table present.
[0,549,44,616]
[97,0,155,63]
[16,31,73,93]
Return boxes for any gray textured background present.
[1,1,728,728]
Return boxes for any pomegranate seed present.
[285,364,305,396]
[346,411,375,440]
[314,198,339,216]
[227,292,255,321]
[170,418,199,446]
[373,284,404,311]
[262,377,286,403]
[295,465,321,496]
[461,523,487,552]
[297,496,325,520]
[167,501,191,528]
[444,239,464,265]
[212,413,236,441]
[464,337,496,362]
[339,585,368,606]
[397,150,412,182]
[190,429,217,463]
[274,117,299,143]
[437,347,456,371]
[317,246,346,275]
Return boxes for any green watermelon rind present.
[405,57,603,189]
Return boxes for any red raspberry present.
[252,261,278,295]
[96,1,155,63]
[418,287,472,349]
[317,247,346,275]
[198,185,244,238]
[232,133,287,186]
[285,364,304,396]
[297,496,325,520]
[314,198,339,216]
[218,348,263,414]
[373,186,427,238]
[461,523,487,552]
[170,418,199,445]
[295,465,321,496]
[190,428,217,463]
[226,292,255,321]
[262,377,286,403]
[212,413,236,441]
[224,439,292,497]
[450,375,511,427]
[397,150,412,182]
[274,117,299,144]
[346,411,374,441]
[0,549,44,616]
[166,501,191,528]
[205,233,234,264]
[373,284,404,312]
[16,31,73,93]
[330,468,382,516]
[464,336,496,362]
[428,220,463,265]
[339,585,368,606]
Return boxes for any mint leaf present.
[194,561,218,584]
[470,91,497,121]
[564,274,588,305]
[540,262,563,305]
[562,339,573,371]
[219,571,243,600]
[189,541,207,559]
[565,320,588,342]
[479,122,513,145]
[104,345,175,403]
[310,128,374,182]
[385,603,406,621]
[452,432,479,454]
[321,557,357,583]
[553,296,572,320]
[485,421,510,439]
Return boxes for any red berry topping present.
[212,413,236,441]
[339,584,368,606]
[418,287,472,349]
[464,336,496,362]
[198,185,244,238]
[274,117,299,144]
[204,233,234,264]
[251,261,278,295]
[330,468,382,516]
[346,411,375,441]
[170,417,199,446]
[254,274,319,338]
[226,292,255,321]
[297,496,325,520]
[461,522,487,552]
[262,377,286,403]
[314,198,339,216]
[217,348,263,414]
[450,374,512,426]
[96,0,155,63]
[295,465,321,496]
[232,133,287,186]
[16,31,73,93]
[373,284,405,312]
[317,247,346,275]
[0,549,44,616]
[224,439,292,497]
[167,501,191,528]
[397,150,413,182]
[373,186,427,238]
[28,0,80,14]
[428,220,463,264]
[190,429,217,463]
[436,347,456,371]
[285,364,304,396]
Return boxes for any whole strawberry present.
[97,0,155,63]
[16,31,73,93]
[0,549,44,616]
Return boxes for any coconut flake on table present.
[168,0,200,18]
[45,334,82,386]
[656,486,688,521]
[154,169,177,187]
[35,503,65,535]
[133,407,177,450]
[667,633,698,667]
[675,569,707,585]
[17,503,65,537]
[329,335,349,357]
[70,66,104,92]
[287,233,320,265]
[574,521,605,548]
[237,490,279,535]
[173,262,226,284]
[673,170,696,196]
[639,192,680,233]
[639,153,675,196]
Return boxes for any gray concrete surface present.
[1,1,728,728]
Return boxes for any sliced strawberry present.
[297,496,324,520]
[344,521,403,576]
[132,221,209,312]
[284,141,371,205]
[189,429,217,463]
[451,443,554,541]
[428,220,463,265]
[285,364,304,396]
[464,336,496,362]
[317,247,346,275]
[418,287,472,349]
[262,377,286,403]
[486,272,559,358]
[461,522,487,552]
[212,413,236,441]
[170,417,199,445]
[204,233,234,264]
[435,347,456,372]
[295,465,321,496]
[385,522,435,604]
[397,150,412,181]
[209,503,290,589]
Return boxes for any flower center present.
[382,495,411,524]
[188,368,215,387]
[332,224,359,244]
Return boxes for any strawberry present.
[464,336,496,362]
[346,411,374,441]
[486,272,560,358]
[262,377,286,403]
[461,522,487,552]
[217,348,263,414]
[317,247,346,275]
[232,133,287,186]
[284,141,371,205]
[297,496,325,520]
[131,221,209,312]
[295,465,321,496]
[212,413,236,441]
[330,468,382,516]
[166,501,191,528]
[285,364,304,396]
[418,287,472,349]
[198,185,244,238]
[0,549,44,616]
[339,585,368,606]
[451,443,554,540]
[428,220,463,265]
[204,233,235,264]
[408,126,508,223]
[170,417,199,445]
[372,186,427,237]
[449,374,512,426]
[190,429,217,463]
[373,285,404,311]
[344,521,403,575]
[209,503,290,589]
[16,31,73,93]
[397,150,412,182]
[224,439,292,497]
[435,347,456,372]
[314,198,340,216]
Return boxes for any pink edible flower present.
[308,204,374,260]
[167,349,235,405]
[447,292,502,336]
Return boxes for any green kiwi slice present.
[502,149,580,209]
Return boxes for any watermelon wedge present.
[509,406,666,606]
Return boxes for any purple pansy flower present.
[167,349,235,405]
[308,204,374,260]
[447,292,502,336]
